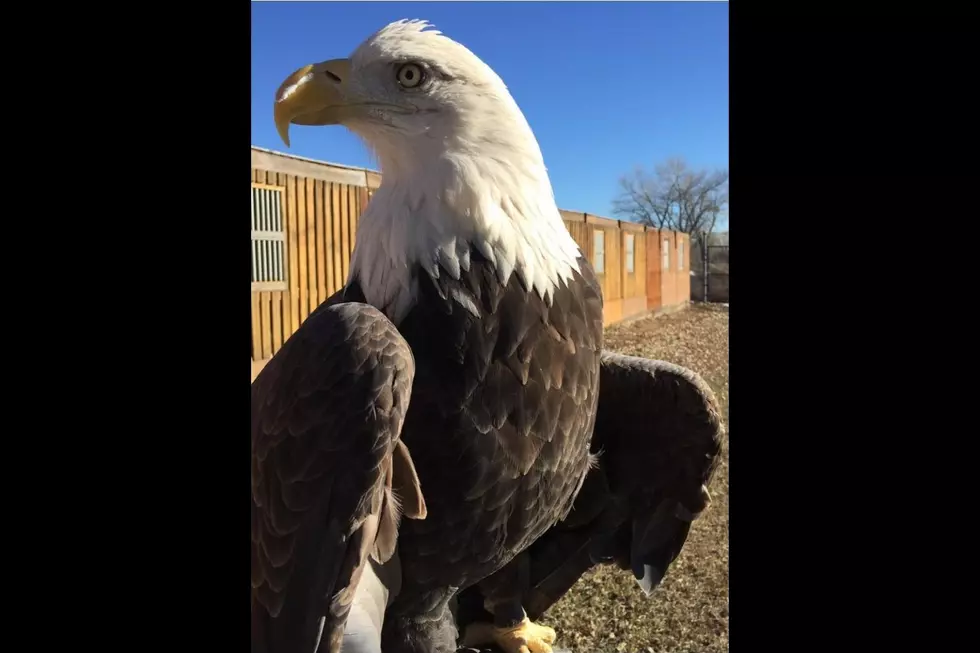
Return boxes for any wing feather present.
[455,351,725,628]
[594,351,724,512]
[251,298,425,653]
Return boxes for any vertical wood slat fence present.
[251,147,690,368]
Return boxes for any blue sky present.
[251,1,728,218]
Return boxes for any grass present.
[539,303,730,653]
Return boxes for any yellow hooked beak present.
[273,58,352,147]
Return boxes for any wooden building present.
[251,147,690,376]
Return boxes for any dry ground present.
[539,303,730,653]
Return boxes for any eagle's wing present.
[459,351,724,631]
[251,300,426,653]
[593,351,723,514]
[575,352,722,600]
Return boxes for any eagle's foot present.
[461,617,557,653]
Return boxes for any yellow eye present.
[396,63,424,88]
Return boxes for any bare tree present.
[612,157,728,246]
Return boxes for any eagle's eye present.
[396,63,425,89]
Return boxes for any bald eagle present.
[455,354,725,648]
[252,20,603,653]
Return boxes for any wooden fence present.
[251,146,690,368]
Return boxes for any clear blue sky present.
[251,1,729,218]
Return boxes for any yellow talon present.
[462,617,557,653]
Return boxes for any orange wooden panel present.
[646,230,662,311]
[295,177,310,323]
[260,292,273,359]
[592,225,607,297]
[622,296,647,321]
[271,291,283,354]
[285,174,300,331]
[323,183,335,297]
[662,231,677,306]
[339,185,351,282]
[603,299,623,326]
[622,231,636,299]
[562,220,590,260]
[282,290,293,341]
[331,184,343,295]
[637,233,647,297]
[348,185,359,256]
[251,292,262,361]
[305,177,317,313]
[606,229,622,301]
[315,180,328,306]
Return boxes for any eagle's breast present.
[368,244,604,590]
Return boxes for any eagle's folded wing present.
[251,301,426,653]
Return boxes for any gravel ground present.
[539,303,730,653]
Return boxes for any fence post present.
[702,230,709,303]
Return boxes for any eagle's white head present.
[274,20,583,323]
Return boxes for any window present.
[678,238,684,270]
[251,183,288,291]
[593,230,605,274]
[663,238,670,270]
[625,233,635,273]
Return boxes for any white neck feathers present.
[347,157,583,324]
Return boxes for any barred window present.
[251,183,287,291]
